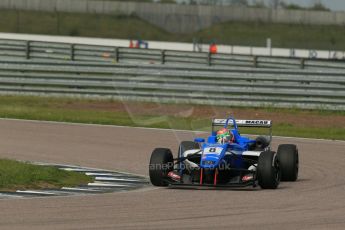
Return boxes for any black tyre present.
[257,151,280,189]
[149,148,174,186]
[277,144,299,181]
[178,141,200,158]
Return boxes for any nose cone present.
[200,154,222,168]
[200,145,227,168]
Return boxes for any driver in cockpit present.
[216,127,235,144]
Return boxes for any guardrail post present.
[300,58,305,69]
[25,41,30,59]
[253,56,258,68]
[70,44,75,61]
[114,47,119,63]
[161,50,166,64]
[207,52,212,66]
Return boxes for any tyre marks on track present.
[0,163,149,199]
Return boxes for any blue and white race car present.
[149,116,299,189]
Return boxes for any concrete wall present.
[1,0,345,33]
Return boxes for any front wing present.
[164,168,257,188]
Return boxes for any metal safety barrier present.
[1,38,345,70]
[0,59,344,110]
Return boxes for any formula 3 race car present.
[149,116,299,189]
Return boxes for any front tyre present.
[277,144,299,181]
[257,151,280,189]
[149,148,174,186]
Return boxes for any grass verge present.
[1,9,345,50]
[0,95,344,140]
[0,159,93,191]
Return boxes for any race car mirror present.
[194,138,205,143]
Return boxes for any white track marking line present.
[16,190,56,195]
[1,117,344,142]
[59,168,101,172]
[0,193,24,198]
[0,117,202,132]
[61,187,103,192]
[94,177,143,182]
[41,190,76,195]
[46,163,147,179]
[85,172,123,177]
[88,182,131,187]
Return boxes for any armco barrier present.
[1,38,345,70]
[0,59,344,110]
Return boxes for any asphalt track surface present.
[0,119,344,230]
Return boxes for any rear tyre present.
[277,144,299,181]
[257,151,280,189]
[149,148,174,186]
[255,136,270,150]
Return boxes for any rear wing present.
[212,119,272,128]
[212,118,272,143]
